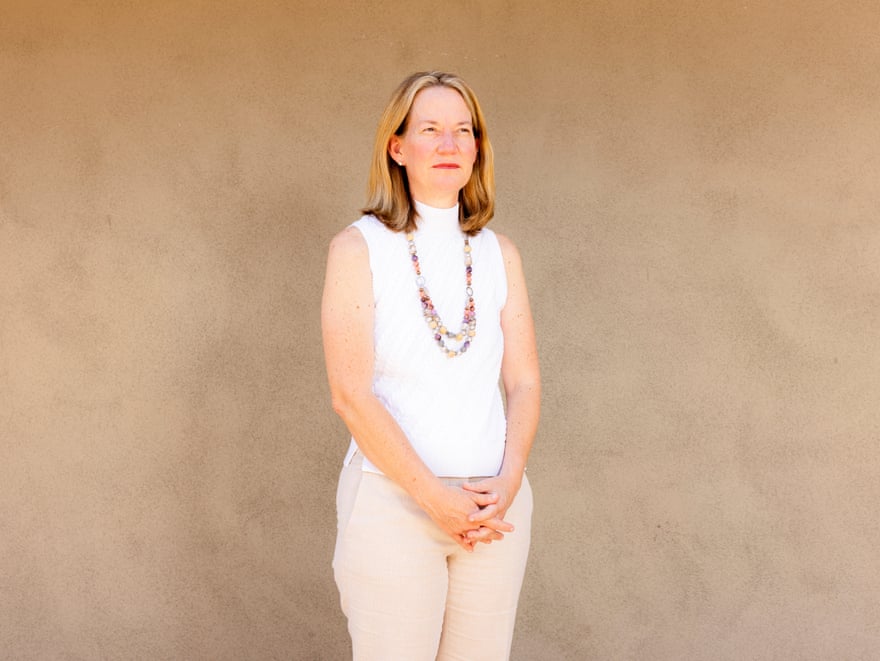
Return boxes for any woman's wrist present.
[409,473,446,512]
[498,462,525,492]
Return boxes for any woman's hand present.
[460,474,521,545]
[418,482,513,551]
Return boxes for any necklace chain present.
[406,232,476,358]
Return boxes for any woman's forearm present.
[499,381,540,488]
[332,389,444,507]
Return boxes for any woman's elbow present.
[506,378,541,404]
[330,390,353,419]
[329,385,370,422]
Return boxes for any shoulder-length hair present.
[362,71,495,236]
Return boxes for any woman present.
[322,71,540,660]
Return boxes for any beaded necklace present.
[406,231,476,358]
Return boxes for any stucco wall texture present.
[2,1,879,659]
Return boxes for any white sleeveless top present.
[344,201,508,477]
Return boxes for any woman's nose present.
[437,131,456,152]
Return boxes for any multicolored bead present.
[406,231,476,358]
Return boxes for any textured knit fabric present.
[344,200,508,477]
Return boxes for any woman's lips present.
[433,163,460,169]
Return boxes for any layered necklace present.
[406,230,476,358]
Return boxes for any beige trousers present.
[333,452,533,661]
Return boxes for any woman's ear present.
[388,136,403,165]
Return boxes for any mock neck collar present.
[413,199,460,236]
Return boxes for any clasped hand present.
[421,476,518,552]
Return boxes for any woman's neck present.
[413,199,460,234]
[409,187,460,209]
[412,194,458,209]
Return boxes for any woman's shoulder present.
[328,224,367,263]
[480,229,521,265]
[331,214,387,248]
[351,213,382,230]
[329,214,405,272]
[351,213,400,242]
[355,212,403,231]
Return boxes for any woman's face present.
[389,86,478,209]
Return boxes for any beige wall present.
[2,1,879,659]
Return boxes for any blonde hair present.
[362,71,495,236]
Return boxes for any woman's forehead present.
[410,86,472,122]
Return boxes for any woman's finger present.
[468,503,499,522]
[465,490,498,507]
[464,526,504,544]
[462,479,498,494]
[473,516,514,533]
